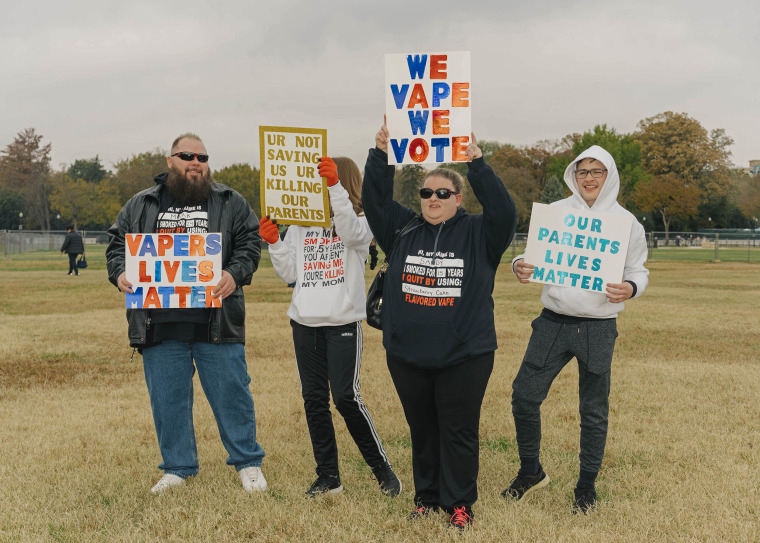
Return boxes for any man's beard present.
[166,166,213,205]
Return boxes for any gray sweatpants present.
[511,314,617,474]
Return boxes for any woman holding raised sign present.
[259,156,401,499]
[362,120,517,529]
[505,145,648,514]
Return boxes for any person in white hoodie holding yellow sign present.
[260,156,401,499]
[503,145,648,513]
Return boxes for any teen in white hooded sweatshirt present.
[502,145,648,513]
[260,156,400,499]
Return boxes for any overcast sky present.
[2,0,758,174]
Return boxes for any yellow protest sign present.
[259,126,329,227]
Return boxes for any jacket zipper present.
[432,222,444,266]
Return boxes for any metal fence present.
[2,230,759,264]
[1,230,110,258]
[645,231,760,263]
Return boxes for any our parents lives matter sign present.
[259,126,329,228]
[523,203,633,292]
[385,51,471,165]
[124,233,223,309]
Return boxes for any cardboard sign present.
[385,51,471,165]
[124,233,223,309]
[523,203,633,292]
[259,126,329,227]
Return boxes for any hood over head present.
[563,145,620,210]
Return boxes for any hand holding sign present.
[259,217,280,245]
[211,270,236,300]
[605,281,633,303]
[376,115,389,153]
[318,157,339,187]
[117,271,134,294]
[513,259,534,284]
[465,132,482,162]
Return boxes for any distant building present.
[750,159,760,176]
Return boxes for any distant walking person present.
[106,133,267,494]
[503,145,649,514]
[261,156,401,498]
[60,225,84,276]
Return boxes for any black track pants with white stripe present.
[291,320,388,478]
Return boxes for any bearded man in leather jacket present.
[106,133,267,494]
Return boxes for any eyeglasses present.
[171,152,209,163]
[574,168,607,179]
[419,188,459,200]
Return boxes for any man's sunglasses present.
[171,152,209,163]
[419,188,459,200]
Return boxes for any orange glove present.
[319,156,339,187]
[259,216,280,245]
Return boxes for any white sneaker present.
[151,473,185,494]
[239,466,267,493]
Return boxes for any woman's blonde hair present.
[423,168,465,196]
[333,157,363,216]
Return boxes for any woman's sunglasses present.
[171,152,209,163]
[419,188,459,200]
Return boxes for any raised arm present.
[319,156,373,249]
[361,119,416,254]
[465,133,517,269]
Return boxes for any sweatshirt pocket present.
[522,317,562,370]
[389,319,466,366]
[293,286,352,324]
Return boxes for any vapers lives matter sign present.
[523,203,632,292]
[259,126,330,228]
[385,51,471,165]
[124,233,223,309]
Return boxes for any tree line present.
[1,111,758,237]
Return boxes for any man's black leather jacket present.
[106,174,261,347]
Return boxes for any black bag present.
[77,255,88,269]
[365,218,419,330]
[365,263,387,330]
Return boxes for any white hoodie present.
[513,145,649,319]
[268,183,373,327]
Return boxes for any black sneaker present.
[501,468,550,500]
[304,475,343,498]
[407,504,438,520]
[573,485,597,514]
[448,506,473,530]
[371,462,402,497]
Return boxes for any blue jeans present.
[142,340,265,478]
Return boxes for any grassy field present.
[1,248,759,542]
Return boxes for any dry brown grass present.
[0,254,759,542]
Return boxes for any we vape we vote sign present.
[124,233,223,309]
[523,203,632,292]
[385,51,471,165]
